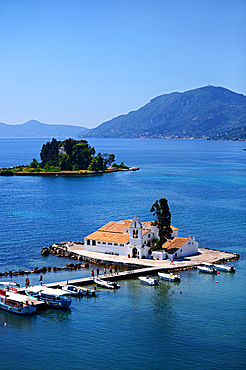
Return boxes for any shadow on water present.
[125,277,176,315]
[38,307,71,321]
[0,310,37,329]
[0,307,72,328]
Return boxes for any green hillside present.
[81,86,246,140]
[210,126,246,141]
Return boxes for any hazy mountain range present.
[81,86,246,139]
[1,86,246,140]
[0,120,89,138]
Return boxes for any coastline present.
[0,166,139,176]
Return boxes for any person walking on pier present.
[109,266,112,275]
[96,267,99,277]
[25,278,30,288]
[114,265,118,275]
[104,267,107,275]
[91,269,94,278]
[39,275,43,286]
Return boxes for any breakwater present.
[42,242,240,273]
[41,242,145,269]
[1,242,240,281]
[0,262,89,278]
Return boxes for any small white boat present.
[61,285,97,296]
[94,277,120,289]
[213,264,235,272]
[197,265,217,274]
[158,272,180,282]
[138,276,160,286]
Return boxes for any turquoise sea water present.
[0,138,245,369]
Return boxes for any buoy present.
[218,272,220,274]
[180,291,182,294]
[216,281,218,284]
[4,322,7,327]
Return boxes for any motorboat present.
[158,272,180,282]
[0,282,20,289]
[197,265,217,274]
[26,286,71,308]
[213,264,235,272]
[61,284,97,296]
[0,287,37,315]
[138,276,160,286]
[94,277,120,289]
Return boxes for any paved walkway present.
[69,245,237,269]
[18,247,238,292]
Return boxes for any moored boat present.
[158,272,180,282]
[26,286,71,308]
[197,265,217,274]
[94,277,120,289]
[138,276,160,285]
[61,284,97,296]
[213,264,235,272]
[0,288,37,315]
[0,282,20,289]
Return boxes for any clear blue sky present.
[0,0,245,128]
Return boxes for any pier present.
[17,246,239,293]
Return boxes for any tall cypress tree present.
[150,198,172,247]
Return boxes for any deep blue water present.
[0,138,245,369]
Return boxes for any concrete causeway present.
[68,245,239,269]
[18,246,239,292]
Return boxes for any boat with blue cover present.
[26,286,71,308]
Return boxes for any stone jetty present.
[42,241,240,272]
[0,241,239,282]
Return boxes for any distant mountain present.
[80,86,246,140]
[0,120,89,138]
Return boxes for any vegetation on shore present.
[0,138,129,175]
[209,126,246,141]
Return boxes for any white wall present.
[149,225,179,239]
[167,239,198,259]
[84,239,129,255]
[152,251,167,260]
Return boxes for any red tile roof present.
[162,237,190,254]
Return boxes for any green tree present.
[59,154,72,170]
[40,138,59,167]
[150,198,172,247]
[88,157,99,171]
[108,154,115,166]
[30,158,38,168]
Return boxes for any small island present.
[0,138,138,176]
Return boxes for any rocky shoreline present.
[41,242,144,269]
[0,241,240,279]
[41,242,241,273]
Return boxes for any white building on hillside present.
[84,215,179,258]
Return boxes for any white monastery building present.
[84,216,198,259]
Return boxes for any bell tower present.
[130,216,143,247]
